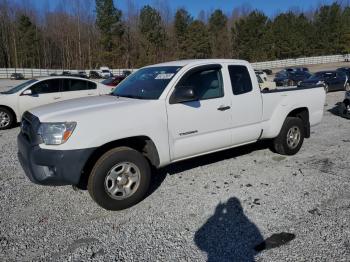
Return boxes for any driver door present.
[18,79,62,116]
[166,65,232,161]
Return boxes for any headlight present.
[316,81,325,86]
[38,122,76,145]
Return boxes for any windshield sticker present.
[155,73,174,80]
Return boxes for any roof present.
[147,59,249,68]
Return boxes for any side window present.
[228,65,253,95]
[179,68,224,100]
[88,81,97,90]
[30,79,60,94]
[61,79,96,92]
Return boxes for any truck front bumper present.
[17,133,95,186]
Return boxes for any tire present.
[0,107,15,130]
[273,117,305,155]
[88,147,151,210]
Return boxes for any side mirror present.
[22,89,32,96]
[170,86,198,104]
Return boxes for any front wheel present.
[273,117,305,155]
[0,107,15,130]
[88,147,151,210]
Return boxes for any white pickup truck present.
[17,59,326,210]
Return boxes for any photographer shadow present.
[194,197,263,262]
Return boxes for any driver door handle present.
[53,97,61,100]
[217,105,231,111]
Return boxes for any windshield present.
[102,70,110,73]
[0,79,37,94]
[112,66,182,99]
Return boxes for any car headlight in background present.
[316,80,325,86]
[38,122,76,145]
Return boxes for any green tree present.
[313,3,343,55]
[208,9,230,58]
[95,0,123,65]
[138,5,166,65]
[174,8,192,59]
[231,11,268,61]
[186,20,211,59]
[269,12,313,59]
[16,14,39,67]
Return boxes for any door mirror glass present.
[172,86,197,103]
[22,89,32,96]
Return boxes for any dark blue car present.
[274,70,311,87]
[299,71,349,92]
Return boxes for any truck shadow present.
[148,141,271,197]
[194,197,264,262]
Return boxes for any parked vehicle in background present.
[286,67,309,73]
[100,67,113,78]
[299,71,349,92]
[344,54,350,62]
[262,69,273,75]
[102,76,126,88]
[62,71,71,76]
[336,67,350,83]
[0,77,112,130]
[71,71,88,79]
[339,91,350,118]
[255,70,267,81]
[102,71,132,89]
[274,70,311,86]
[89,70,102,79]
[10,73,25,80]
[256,73,276,91]
[17,59,326,210]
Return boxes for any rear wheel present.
[0,107,14,130]
[88,147,151,210]
[273,117,305,155]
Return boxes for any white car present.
[256,74,277,91]
[100,67,113,78]
[0,77,112,130]
[255,70,267,81]
[18,59,326,210]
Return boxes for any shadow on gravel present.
[194,197,296,261]
[147,141,271,197]
[328,102,350,119]
[194,197,263,262]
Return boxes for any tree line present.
[0,0,350,69]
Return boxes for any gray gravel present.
[0,79,350,261]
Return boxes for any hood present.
[29,95,150,122]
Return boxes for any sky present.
[116,0,336,17]
[30,0,337,17]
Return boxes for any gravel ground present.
[0,76,350,261]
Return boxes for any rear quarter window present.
[228,65,253,95]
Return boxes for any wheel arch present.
[286,107,310,138]
[77,136,160,189]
